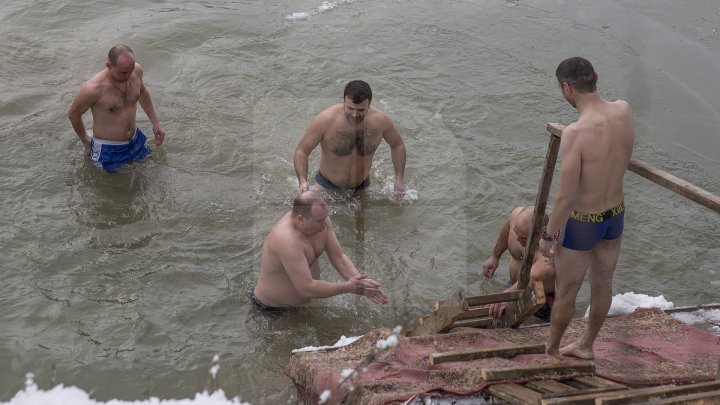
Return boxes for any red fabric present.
[286,308,720,404]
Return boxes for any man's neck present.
[574,92,603,113]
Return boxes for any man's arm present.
[68,83,98,155]
[293,114,327,193]
[135,64,165,145]
[324,217,362,280]
[540,126,582,253]
[383,118,406,199]
[324,217,388,304]
[482,213,513,278]
[488,251,554,319]
[277,233,356,300]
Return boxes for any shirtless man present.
[482,206,555,322]
[539,57,634,360]
[69,44,165,172]
[252,192,388,314]
[294,80,406,199]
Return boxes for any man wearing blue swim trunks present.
[294,80,406,199]
[540,57,635,360]
[69,44,165,172]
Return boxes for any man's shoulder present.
[313,104,343,124]
[79,71,108,97]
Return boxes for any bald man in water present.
[482,206,556,322]
[540,57,634,360]
[69,44,165,172]
[252,192,388,314]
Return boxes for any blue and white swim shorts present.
[90,128,152,172]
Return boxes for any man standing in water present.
[252,192,388,314]
[540,57,634,360]
[69,44,165,172]
[294,80,406,199]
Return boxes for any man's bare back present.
[561,99,634,213]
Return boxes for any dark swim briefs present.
[507,281,554,322]
[562,200,625,251]
[315,170,370,191]
[250,292,289,316]
[89,128,152,172]
[534,292,555,323]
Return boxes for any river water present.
[1,0,719,403]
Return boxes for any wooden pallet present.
[487,374,627,405]
[486,375,720,405]
[428,344,720,404]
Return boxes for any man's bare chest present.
[98,82,140,113]
[326,125,381,157]
[303,235,327,263]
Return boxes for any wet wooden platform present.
[428,341,720,405]
[485,370,720,405]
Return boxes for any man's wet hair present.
[292,191,326,218]
[556,56,597,93]
[343,80,372,104]
[108,44,134,66]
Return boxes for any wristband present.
[541,226,557,241]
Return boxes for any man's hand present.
[488,301,507,320]
[482,256,499,278]
[83,141,91,156]
[348,275,388,304]
[539,239,556,257]
[298,180,309,194]
[365,286,389,304]
[153,124,165,145]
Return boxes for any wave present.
[285,1,350,21]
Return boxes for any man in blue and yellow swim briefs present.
[540,56,635,361]
[561,201,625,251]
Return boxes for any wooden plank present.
[518,127,561,290]
[595,381,720,404]
[633,390,720,404]
[540,387,628,404]
[487,383,543,405]
[467,290,522,306]
[481,361,595,381]
[406,289,468,337]
[508,280,546,328]
[429,343,546,365]
[451,317,494,329]
[547,123,720,214]
[664,303,720,314]
[525,379,579,394]
[572,376,627,390]
[457,306,489,320]
[542,381,720,405]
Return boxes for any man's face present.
[343,97,370,124]
[107,54,135,83]
[301,203,328,235]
